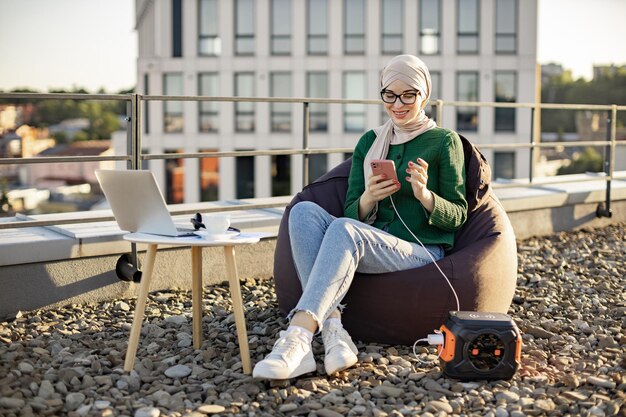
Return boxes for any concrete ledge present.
[1,173,625,319]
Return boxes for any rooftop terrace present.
[0,223,624,417]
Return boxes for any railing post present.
[302,101,310,186]
[134,94,143,170]
[597,106,616,218]
[435,99,444,126]
[529,106,536,184]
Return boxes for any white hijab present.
[363,55,437,180]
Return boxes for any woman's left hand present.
[406,158,435,212]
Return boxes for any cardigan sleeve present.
[427,131,468,232]
[344,131,375,220]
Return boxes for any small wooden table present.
[122,232,266,374]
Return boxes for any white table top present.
[124,231,269,247]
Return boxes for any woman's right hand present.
[359,173,400,219]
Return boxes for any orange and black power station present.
[437,311,523,380]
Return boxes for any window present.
[163,73,183,133]
[307,72,328,132]
[420,0,440,55]
[495,71,516,132]
[343,71,366,132]
[308,0,328,54]
[271,155,291,196]
[234,73,255,132]
[345,0,365,54]
[308,154,327,183]
[426,70,441,120]
[236,155,255,198]
[199,149,219,201]
[457,0,479,54]
[165,152,184,204]
[494,151,515,180]
[270,72,292,132]
[198,0,221,56]
[456,71,479,131]
[172,0,182,57]
[198,73,219,132]
[495,0,517,54]
[235,0,255,55]
[271,0,291,55]
[381,0,403,54]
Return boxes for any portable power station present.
[437,311,522,380]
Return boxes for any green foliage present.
[556,147,604,175]
[1,86,134,140]
[542,69,626,133]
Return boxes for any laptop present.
[95,169,197,237]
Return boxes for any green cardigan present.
[344,127,468,250]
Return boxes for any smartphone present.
[370,159,398,183]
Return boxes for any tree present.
[557,147,604,175]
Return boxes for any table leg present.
[223,245,252,375]
[191,246,203,349]
[124,243,157,372]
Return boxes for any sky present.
[0,0,625,92]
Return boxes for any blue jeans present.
[288,201,444,331]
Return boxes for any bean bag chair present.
[273,136,518,345]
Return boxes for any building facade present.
[131,0,538,203]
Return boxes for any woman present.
[253,55,468,380]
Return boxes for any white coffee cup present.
[202,213,231,236]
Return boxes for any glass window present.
[382,0,403,54]
[494,151,515,180]
[271,155,291,196]
[426,70,440,120]
[495,71,516,132]
[308,154,327,183]
[345,0,365,54]
[307,72,328,132]
[165,152,184,204]
[420,0,440,55]
[234,73,255,132]
[236,154,255,198]
[163,73,183,133]
[199,149,219,201]
[198,73,219,132]
[456,71,479,131]
[270,72,292,132]
[172,0,183,57]
[235,0,255,55]
[343,71,366,132]
[271,0,291,55]
[496,0,517,54]
[308,0,328,54]
[457,0,479,54]
[198,0,221,56]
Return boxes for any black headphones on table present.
[190,212,240,233]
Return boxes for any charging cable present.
[412,331,445,365]
[389,195,460,311]
[389,194,460,364]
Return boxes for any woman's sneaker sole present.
[252,352,317,380]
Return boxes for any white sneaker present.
[322,321,358,375]
[252,328,316,379]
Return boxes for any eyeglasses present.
[380,89,419,105]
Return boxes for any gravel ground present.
[1,223,624,417]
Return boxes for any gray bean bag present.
[273,136,518,345]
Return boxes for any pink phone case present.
[370,160,398,182]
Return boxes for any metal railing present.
[0,92,624,231]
